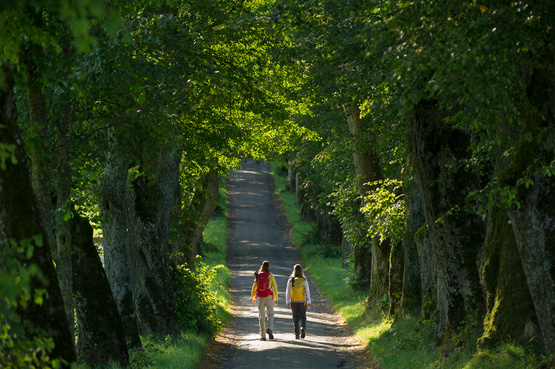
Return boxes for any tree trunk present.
[24,49,76,332]
[414,223,436,319]
[408,99,485,340]
[368,237,391,306]
[400,174,425,317]
[343,102,390,304]
[318,212,342,247]
[55,101,74,337]
[298,186,316,222]
[101,152,142,349]
[71,212,129,367]
[287,161,296,194]
[189,169,219,259]
[341,232,351,268]
[24,48,55,252]
[388,241,404,317]
[478,206,538,348]
[506,175,555,354]
[127,148,181,337]
[0,62,76,366]
[499,57,555,354]
[175,168,219,266]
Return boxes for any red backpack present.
[256,271,273,298]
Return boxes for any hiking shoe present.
[266,329,274,340]
[300,327,305,338]
[295,335,300,339]
[260,337,266,341]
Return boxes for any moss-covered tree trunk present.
[478,207,538,348]
[343,102,390,299]
[400,173,425,317]
[408,99,485,340]
[500,57,555,355]
[100,150,142,349]
[71,212,129,367]
[0,62,76,367]
[127,148,181,337]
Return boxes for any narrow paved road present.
[204,160,367,369]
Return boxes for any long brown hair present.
[258,260,270,273]
[291,264,305,278]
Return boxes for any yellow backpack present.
[290,277,306,302]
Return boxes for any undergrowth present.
[270,162,545,369]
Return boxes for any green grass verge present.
[129,333,208,369]
[270,162,544,369]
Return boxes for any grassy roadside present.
[126,177,232,369]
[269,162,543,369]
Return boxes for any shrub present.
[170,259,222,335]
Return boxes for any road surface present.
[202,160,373,369]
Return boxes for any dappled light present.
[2,1,553,368]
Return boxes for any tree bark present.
[341,232,351,268]
[0,62,76,367]
[343,102,390,304]
[400,173,425,317]
[24,49,76,332]
[127,148,181,337]
[408,99,485,340]
[298,186,316,222]
[388,241,404,317]
[318,212,342,248]
[174,168,219,266]
[24,47,56,252]
[101,150,142,349]
[414,223,436,319]
[189,169,219,260]
[499,56,555,354]
[55,100,74,337]
[478,206,538,348]
[71,212,129,367]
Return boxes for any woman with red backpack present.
[285,264,312,339]
[251,260,279,341]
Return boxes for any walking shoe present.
[300,327,305,338]
[266,329,274,340]
[260,336,266,341]
[295,335,300,339]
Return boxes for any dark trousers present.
[290,302,307,336]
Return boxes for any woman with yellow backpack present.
[285,264,312,339]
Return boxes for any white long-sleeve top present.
[285,277,311,305]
